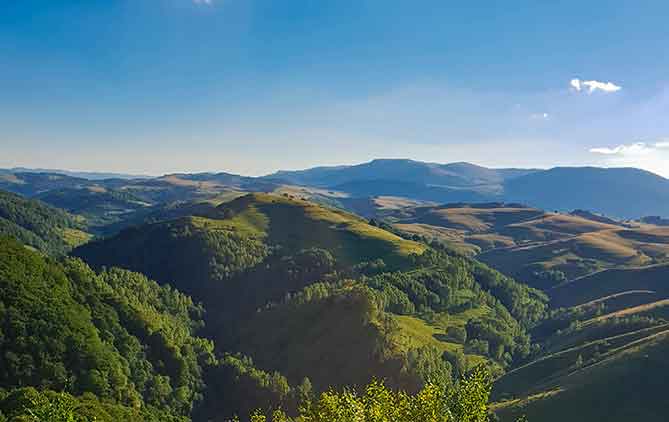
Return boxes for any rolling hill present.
[4,163,669,236]
[489,261,669,421]
[550,263,669,309]
[73,193,546,410]
[0,189,90,254]
[35,186,151,229]
[493,329,669,422]
[272,162,669,219]
[384,202,669,291]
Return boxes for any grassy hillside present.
[550,263,669,308]
[490,262,669,421]
[493,330,669,422]
[386,203,669,291]
[398,204,546,233]
[76,193,425,275]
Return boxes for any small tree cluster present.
[243,365,522,422]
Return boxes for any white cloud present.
[570,79,582,91]
[590,141,669,156]
[590,142,653,155]
[530,112,550,120]
[193,0,213,4]
[589,141,669,177]
[571,78,622,94]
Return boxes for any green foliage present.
[35,187,148,229]
[363,255,542,366]
[248,366,506,422]
[74,216,270,299]
[0,387,186,422]
[70,194,547,418]
[0,237,214,419]
[0,189,82,255]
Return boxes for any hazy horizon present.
[3,157,669,180]
[3,1,669,177]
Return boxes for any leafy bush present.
[246,365,522,422]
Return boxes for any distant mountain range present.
[3,159,669,218]
[3,167,148,180]
[270,160,669,218]
[271,159,536,190]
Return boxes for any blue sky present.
[2,1,669,176]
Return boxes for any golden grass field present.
[387,203,669,292]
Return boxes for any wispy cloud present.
[590,141,669,177]
[590,141,669,156]
[571,78,622,94]
[193,0,213,5]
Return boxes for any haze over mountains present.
[3,159,669,219]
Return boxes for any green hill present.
[35,186,150,229]
[493,330,669,422]
[74,193,546,411]
[0,189,90,254]
[386,202,669,291]
[490,262,669,421]
[550,263,669,308]
[74,193,426,291]
[0,236,216,421]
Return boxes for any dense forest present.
[0,233,519,421]
[0,190,87,255]
[0,236,215,420]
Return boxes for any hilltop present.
[73,193,546,418]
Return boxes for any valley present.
[1,162,669,421]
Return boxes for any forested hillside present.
[0,236,216,420]
[0,189,89,254]
[6,186,668,421]
[72,193,547,419]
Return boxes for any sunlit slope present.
[386,203,669,289]
[478,226,669,289]
[493,263,669,421]
[550,263,669,308]
[494,330,669,422]
[397,204,546,233]
[73,192,426,311]
[226,193,427,264]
